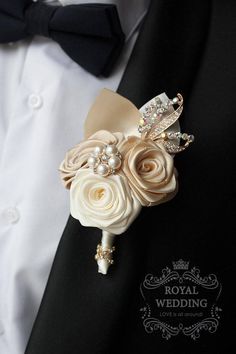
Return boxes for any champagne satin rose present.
[70,169,141,234]
[59,130,124,189]
[120,137,177,206]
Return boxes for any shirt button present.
[2,207,20,224]
[28,94,43,109]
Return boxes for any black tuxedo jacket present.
[26,1,236,353]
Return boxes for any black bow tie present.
[0,0,125,76]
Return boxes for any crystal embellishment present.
[138,93,194,154]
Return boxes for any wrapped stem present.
[95,231,116,274]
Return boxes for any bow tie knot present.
[0,0,125,77]
[25,2,57,37]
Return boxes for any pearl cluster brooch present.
[87,144,122,177]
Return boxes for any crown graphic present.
[172,259,189,270]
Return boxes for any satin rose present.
[70,169,141,234]
[59,130,124,189]
[120,137,177,206]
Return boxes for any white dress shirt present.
[0,0,150,353]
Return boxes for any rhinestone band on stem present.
[95,244,115,265]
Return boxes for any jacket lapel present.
[118,0,210,108]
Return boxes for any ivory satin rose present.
[59,130,124,189]
[120,136,177,206]
[70,169,141,234]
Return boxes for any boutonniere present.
[59,90,194,274]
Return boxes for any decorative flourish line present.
[142,317,219,340]
[143,269,179,289]
[182,318,219,340]
[143,317,180,339]
[182,268,219,289]
[216,283,222,301]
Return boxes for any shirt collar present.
[43,0,150,41]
